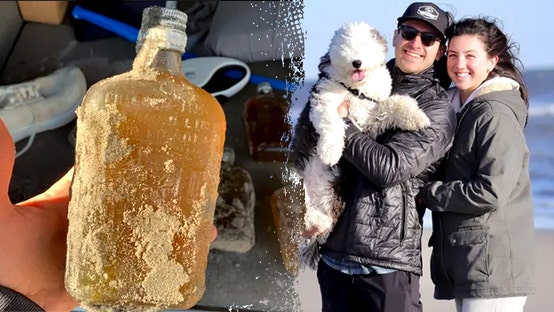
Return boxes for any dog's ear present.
[318,52,331,74]
[370,28,388,55]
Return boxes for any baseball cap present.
[397,2,451,39]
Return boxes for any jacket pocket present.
[429,246,440,285]
[429,233,450,292]
[445,228,489,284]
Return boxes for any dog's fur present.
[297,22,431,269]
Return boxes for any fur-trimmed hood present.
[448,76,528,128]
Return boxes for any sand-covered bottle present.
[270,182,305,275]
[65,6,226,311]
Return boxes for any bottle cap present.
[257,82,273,95]
[136,6,188,52]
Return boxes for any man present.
[292,2,457,311]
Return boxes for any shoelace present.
[14,107,37,158]
[0,83,41,158]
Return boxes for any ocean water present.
[524,69,554,229]
[289,68,554,229]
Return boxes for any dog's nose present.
[352,60,362,69]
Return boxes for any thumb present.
[0,119,15,205]
[18,167,73,212]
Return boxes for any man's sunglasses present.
[398,25,442,47]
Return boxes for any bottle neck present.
[132,31,184,76]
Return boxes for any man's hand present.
[0,119,77,311]
[338,100,350,118]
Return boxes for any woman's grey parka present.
[421,81,536,300]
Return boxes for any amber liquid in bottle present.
[242,82,291,162]
[270,183,305,275]
[65,8,226,311]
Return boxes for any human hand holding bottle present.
[0,119,77,311]
[0,119,217,311]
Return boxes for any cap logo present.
[417,6,439,20]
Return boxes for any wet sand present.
[295,229,554,312]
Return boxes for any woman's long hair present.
[446,17,529,110]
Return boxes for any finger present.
[212,225,217,242]
[0,119,15,206]
[18,167,74,211]
[338,101,350,117]
[302,226,321,238]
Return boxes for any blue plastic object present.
[71,5,298,92]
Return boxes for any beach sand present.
[295,229,554,312]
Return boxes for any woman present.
[419,17,535,312]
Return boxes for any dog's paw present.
[317,140,343,166]
[392,94,420,111]
[304,209,334,237]
[387,95,431,130]
[411,109,432,129]
[318,147,342,166]
[303,224,324,239]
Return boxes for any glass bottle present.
[65,6,226,311]
[270,183,305,275]
[242,82,291,162]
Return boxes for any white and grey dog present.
[298,21,431,269]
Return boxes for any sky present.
[301,0,550,81]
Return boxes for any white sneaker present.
[0,66,87,155]
[182,56,250,102]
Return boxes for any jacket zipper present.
[437,102,472,287]
[442,104,472,163]
[400,183,408,241]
